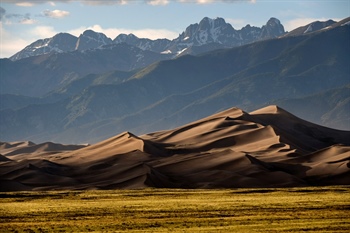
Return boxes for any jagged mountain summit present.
[260,17,285,38]
[174,17,284,47]
[11,17,348,62]
[167,17,285,55]
[10,17,285,61]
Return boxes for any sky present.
[0,0,349,58]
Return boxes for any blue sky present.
[0,0,349,58]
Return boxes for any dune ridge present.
[0,105,349,191]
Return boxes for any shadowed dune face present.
[0,105,349,191]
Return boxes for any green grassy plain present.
[1,187,349,232]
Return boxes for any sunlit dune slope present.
[0,105,349,191]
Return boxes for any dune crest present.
[250,105,283,115]
[1,105,349,191]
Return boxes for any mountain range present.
[2,17,287,98]
[0,16,349,144]
[10,17,285,61]
[1,105,349,191]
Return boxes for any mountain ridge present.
[11,16,347,62]
[10,16,286,61]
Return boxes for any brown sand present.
[0,105,349,191]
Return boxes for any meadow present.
[1,187,349,232]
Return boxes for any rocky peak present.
[260,17,285,39]
[75,30,113,51]
[50,33,78,51]
[198,17,213,30]
[198,17,227,30]
[178,17,237,46]
[114,33,139,44]
[266,17,282,27]
[10,33,77,61]
[303,20,336,33]
[113,33,170,53]
[182,23,199,38]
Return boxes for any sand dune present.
[0,141,34,150]
[1,141,87,162]
[0,105,349,191]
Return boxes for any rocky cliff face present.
[260,17,285,39]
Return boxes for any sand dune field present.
[1,105,349,191]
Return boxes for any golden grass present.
[1,187,349,232]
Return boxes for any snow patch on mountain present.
[304,25,313,33]
[161,50,172,54]
[342,21,350,26]
[177,48,187,55]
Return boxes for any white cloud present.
[284,17,341,31]
[75,0,129,5]
[15,2,35,7]
[96,0,255,5]
[146,0,169,6]
[195,0,214,4]
[68,24,179,40]
[43,9,70,19]
[2,0,130,5]
[3,0,255,5]
[179,0,255,4]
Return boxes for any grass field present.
[1,187,349,232]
